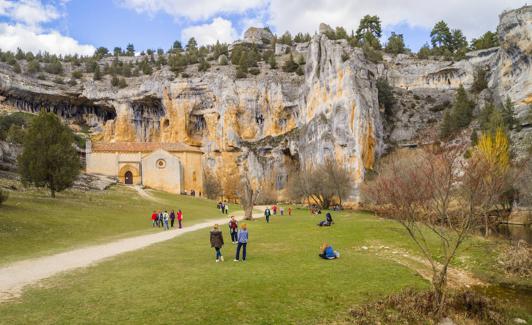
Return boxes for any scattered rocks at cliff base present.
[73,174,117,191]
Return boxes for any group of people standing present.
[151,209,183,230]
[264,205,291,223]
[210,216,248,262]
[217,202,229,214]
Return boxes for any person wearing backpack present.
[234,224,248,262]
[210,224,225,262]
[228,216,238,244]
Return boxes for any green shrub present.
[118,78,127,89]
[248,67,260,75]
[471,68,488,93]
[44,60,63,75]
[362,44,383,63]
[111,75,119,87]
[377,78,395,115]
[282,54,298,73]
[235,70,247,79]
[71,70,83,79]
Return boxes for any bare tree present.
[222,172,240,203]
[363,146,511,314]
[203,170,222,200]
[288,159,353,208]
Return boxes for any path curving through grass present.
[0,210,262,302]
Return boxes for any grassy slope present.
[0,185,224,265]
[0,209,431,324]
[0,208,529,324]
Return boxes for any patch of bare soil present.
[353,243,484,288]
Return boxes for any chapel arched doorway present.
[124,171,133,185]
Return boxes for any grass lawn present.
[0,208,529,324]
[0,209,432,324]
[0,185,225,265]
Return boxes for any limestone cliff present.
[0,5,530,202]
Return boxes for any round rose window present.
[156,159,166,169]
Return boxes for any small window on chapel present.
[192,171,196,182]
[156,159,166,169]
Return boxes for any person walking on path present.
[264,208,271,223]
[280,207,284,216]
[234,224,248,262]
[225,203,229,215]
[220,203,225,214]
[169,210,176,228]
[228,216,238,243]
[163,211,170,230]
[210,224,225,262]
[272,205,277,215]
[177,209,183,228]
[288,207,292,216]
[151,211,157,227]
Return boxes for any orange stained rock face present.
[361,121,376,170]
[204,112,220,142]
[336,68,345,98]
[160,95,191,144]
[107,110,136,142]
[523,94,532,105]
[350,102,356,131]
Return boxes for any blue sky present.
[0,0,526,55]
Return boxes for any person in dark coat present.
[169,210,176,228]
[318,212,334,227]
[264,208,271,223]
[210,224,224,262]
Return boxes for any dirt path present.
[133,185,163,203]
[355,244,484,288]
[0,209,264,303]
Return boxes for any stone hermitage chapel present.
[86,141,204,194]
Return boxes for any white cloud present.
[0,1,95,55]
[0,23,95,55]
[181,18,238,45]
[10,0,59,27]
[118,0,267,21]
[268,0,526,40]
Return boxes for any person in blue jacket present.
[319,242,340,259]
[234,224,248,261]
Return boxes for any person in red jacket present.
[151,211,157,227]
[177,209,183,228]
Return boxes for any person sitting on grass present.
[210,224,224,262]
[234,223,248,262]
[319,243,339,260]
[318,212,334,227]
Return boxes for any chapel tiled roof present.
[91,142,202,153]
